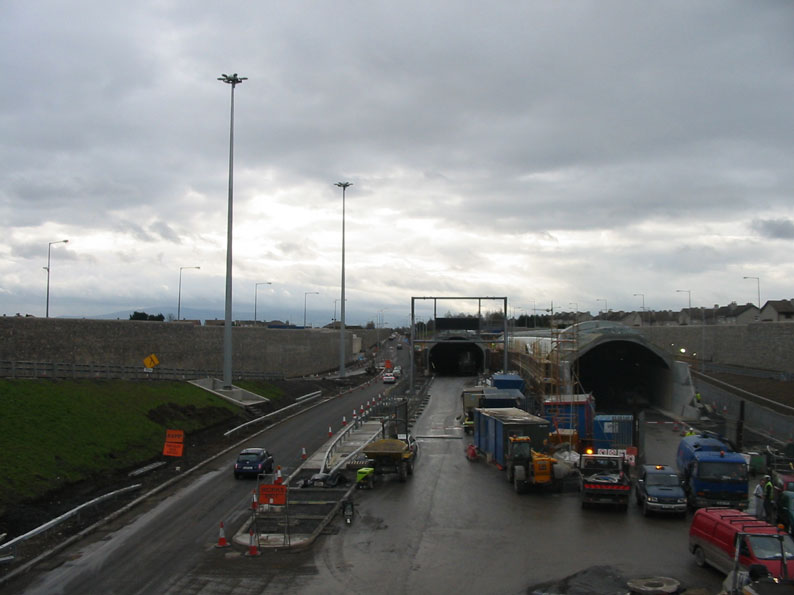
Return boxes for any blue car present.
[234,447,275,479]
[635,464,687,517]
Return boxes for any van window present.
[747,534,794,560]
[698,461,748,481]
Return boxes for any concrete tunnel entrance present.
[574,339,672,413]
[428,338,486,375]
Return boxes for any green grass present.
[0,379,248,510]
[233,380,287,401]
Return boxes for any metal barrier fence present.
[0,360,283,382]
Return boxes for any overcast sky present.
[2,2,792,326]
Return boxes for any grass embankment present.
[0,379,283,511]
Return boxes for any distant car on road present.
[382,373,396,384]
[393,366,402,377]
[635,464,687,517]
[234,447,274,479]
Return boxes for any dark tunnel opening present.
[575,340,670,413]
[428,340,485,375]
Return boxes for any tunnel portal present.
[428,338,485,376]
[575,339,671,413]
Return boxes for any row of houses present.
[558,299,794,327]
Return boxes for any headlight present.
[677,498,687,504]
[647,496,658,503]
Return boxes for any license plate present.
[715,501,730,506]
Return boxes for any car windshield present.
[698,461,748,481]
[747,534,794,560]
[647,474,681,487]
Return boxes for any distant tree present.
[130,311,165,321]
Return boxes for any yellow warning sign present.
[143,353,160,368]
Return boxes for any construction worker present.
[685,427,696,436]
[754,478,765,520]
[763,475,775,523]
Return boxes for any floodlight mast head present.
[218,73,247,87]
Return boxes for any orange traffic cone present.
[301,447,307,460]
[245,528,261,557]
[342,416,347,426]
[215,521,231,548]
[251,490,258,511]
[328,425,333,437]
[275,466,283,485]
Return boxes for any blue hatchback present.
[635,464,687,517]
[234,447,275,479]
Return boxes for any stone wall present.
[635,322,794,374]
[0,317,381,378]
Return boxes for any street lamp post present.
[177,266,200,320]
[44,239,69,318]
[218,72,246,389]
[254,282,272,323]
[335,181,352,378]
[743,276,761,309]
[304,291,319,328]
[676,289,691,310]
[633,293,645,326]
[597,299,608,316]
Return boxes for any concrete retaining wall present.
[0,317,381,379]
[635,323,794,374]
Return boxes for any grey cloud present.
[751,218,794,240]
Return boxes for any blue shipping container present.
[592,414,634,452]
[541,394,595,438]
[474,408,550,467]
[491,373,525,392]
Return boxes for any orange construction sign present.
[163,442,184,457]
[163,428,185,457]
[165,429,184,443]
[258,483,287,506]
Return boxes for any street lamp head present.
[335,181,353,190]
[218,73,247,86]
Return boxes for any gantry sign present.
[409,296,509,392]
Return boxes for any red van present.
[689,508,794,579]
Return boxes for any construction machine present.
[505,435,557,493]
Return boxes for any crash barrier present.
[0,360,284,382]
[0,484,142,559]
[224,390,324,437]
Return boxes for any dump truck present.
[359,417,418,485]
[473,408,556,492]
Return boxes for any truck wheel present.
[399,462,407,482]
[693,546,706,568]
[407,459,414,475]
[642,501,650,516]
[514,477,524,494]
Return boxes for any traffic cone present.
[342,416,347,426]
[359,404,364,416]
[215,521,230,548]
[328,425,333,437]
[251,490,258,511]
[352,409,357,421]
[301,447,307,460]
[245,528,261,557]
[275,466,283,485]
